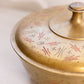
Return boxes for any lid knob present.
[69,2,84,25]
[69,2,84,11]
[49,2,84,40]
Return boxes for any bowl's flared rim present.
[10,18,84,78]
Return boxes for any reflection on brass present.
[49,2,84,40]
[11,2,84,84]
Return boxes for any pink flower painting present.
[65,55,80,61]
[70,43,80,52]
[42,46,51,56]
[46,42,60,46]
[38,32,45,40]
[24,37,34,43]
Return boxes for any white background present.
[0,0,84,84]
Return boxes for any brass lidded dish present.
[11,2,84,84]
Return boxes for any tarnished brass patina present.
[11,2,84,84]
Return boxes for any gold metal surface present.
[11,22,84,84]
[14,3,84,73]
[11,1,84,79]
[49,2,84,40]
[11,2,84,84]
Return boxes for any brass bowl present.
[11,2,84,84]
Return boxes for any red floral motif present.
[38,32,45,40]
[42,46,51,56]
[24,37,34,43]
[34,21,41,26]
[64,55,80,61]
[70,43,80,52]
[46,42,60,46]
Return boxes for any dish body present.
[11,2,84,84]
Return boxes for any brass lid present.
[12,2,84,73]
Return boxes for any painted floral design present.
[24,37,34,43]
[64,55,80,61]
[16,6,84,84]
[21,6,84,64]
[38,32,45,40]
[42,46,51,56]
[46,42,60,46]
[55,47,66,57]
[70,43,80,52]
